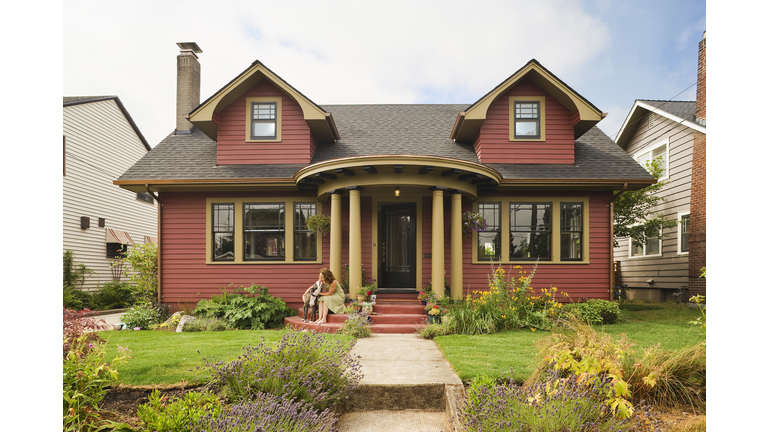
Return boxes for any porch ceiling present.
[294,155,502,201]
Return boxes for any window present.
[636,140,668,179]
[509,96,545,141]
[244,203,285,261]
[212,203,235,261]
[246,97,282,142]
[294,203,317,260]
[678,213,690,254]
[560,203,583,260]
[477,203,500,261]
[629,230,661,258]
[136,192,154,204]
[509,202,552,260]
[106,243,127,259]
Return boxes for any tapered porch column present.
[330,191,342,282]
[451,192,463,300]
[431,188,445,298]
[348,188,362,297]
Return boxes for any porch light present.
[394,187,401,199]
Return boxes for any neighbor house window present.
[477,202,500,261]
[294,203,317,260]
[629,230,661,258]
[636,140,668,179]
[106,243,127,259]
[514,101,540,138]
[212,203,235,261]
[509,202,551,260]
[678,213,690,254]
[243,203,285,261]
[560,203,583,261]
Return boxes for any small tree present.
[63,250,93,290]
[613,158,677,247]
[122,242,158,304]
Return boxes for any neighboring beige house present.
[613,99,705,301]
[63,96,158,292]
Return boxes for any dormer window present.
[246,97,282,142]
[509,96,546,141]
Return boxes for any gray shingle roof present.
[639,100,697,122]
[118,104,653,184]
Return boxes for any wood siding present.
[613,112,693,292]
[63,99,157,291]
[216,80,313,165]
[473,78,575,164]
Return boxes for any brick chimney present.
[175,42,202,134]
[688,31,706,298]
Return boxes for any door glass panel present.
[385,209,410,272]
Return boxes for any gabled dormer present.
[450,59,604,164]
[187,58,339,165]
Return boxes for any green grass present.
[434,301,704,383]
[99,329,354,386]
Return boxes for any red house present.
[116,43,655,310]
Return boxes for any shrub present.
[416,320,452,339]
[63,307,111,357]
[202,330,362,412]
[122,302,172,330]
[182,317,230,332]
[336,311,373,338]
[137,389,224,432]
[63,336,131,432]
[462,369,654,431]
[563,299,624,325]
[122,242,158,304]
[63,286,94,310]
[194,284,296,330]
[91,281,135,310]
[192,392,340,432]
[64,250,93,290]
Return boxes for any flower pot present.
[421,300,427,306]
[428,315,441,325]
[357,295,366,303]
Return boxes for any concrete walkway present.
[338,333,465,432]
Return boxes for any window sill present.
[206,259,322,265]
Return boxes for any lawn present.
[99,328,354,386]
[433,302,704,383]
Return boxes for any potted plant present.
[427,305,442,324]
[305,214,331,235]
[365,279,377,303]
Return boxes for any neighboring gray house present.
[63,96,158,292]
[613,99,706,301]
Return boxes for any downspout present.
[146,185,163,303]
[608,184,628,300]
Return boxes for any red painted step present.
[284,302,429,334]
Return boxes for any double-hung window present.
[678,213,690,254]
[251,102,277,140]
[560,203,583,260]
[212,203,235,261]
[514,101,541,139]
[636,140,668,179]
[509,202,551,260]
[629,230,661,257]
[477,203,500,261]
[244,203,285,261]
[294,203,317,260]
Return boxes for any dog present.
[302,280,323,323]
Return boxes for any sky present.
[61,0,706,147]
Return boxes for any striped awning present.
[106,228,135,245]
[144,235,158,245]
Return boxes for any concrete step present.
[337,410,452,432]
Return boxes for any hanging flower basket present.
[306,215,331,234]
[462,211,488,233]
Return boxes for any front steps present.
[284,301,428,334]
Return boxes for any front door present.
[379,203,417,288]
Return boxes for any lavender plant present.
[461,369,651,432]
[192,392,339,432]
[201,330,363,412]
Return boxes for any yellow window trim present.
[205,197,322,264]
[509,95,546,142]
[245,97,282,142]
[471,197,589,264]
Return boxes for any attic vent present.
[648,113,656,129]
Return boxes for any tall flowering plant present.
[462,211,488,233]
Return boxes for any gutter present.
[608,183,627,300]
[146,184,163,303]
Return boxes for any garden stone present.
[176,315,197,332]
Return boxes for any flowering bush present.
[63,336,131,432]
[202,330,362,412]
[462,211,488,233]
[192,392,340,432]
[337,310,373,338]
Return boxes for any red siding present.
[474,78,575,164]
[216,80,313,165]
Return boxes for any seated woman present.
[313,268,345,325]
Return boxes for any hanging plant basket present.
[306,215,331,234]
[462,211,488,234]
